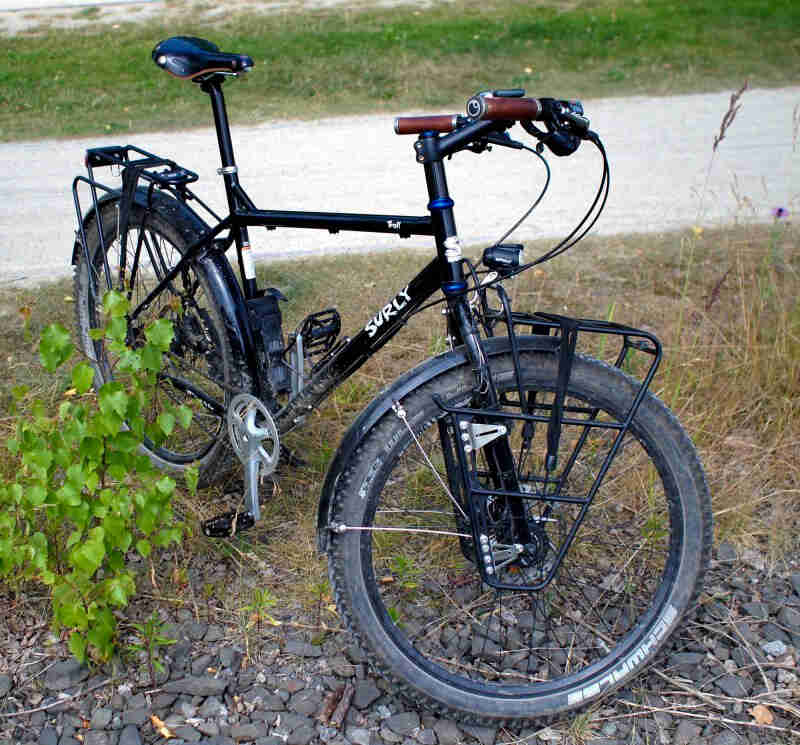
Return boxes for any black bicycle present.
[71,36,711,724]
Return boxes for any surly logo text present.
[365,286,411,338]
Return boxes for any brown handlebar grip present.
[394,115,459,135]
[466,96,543,121]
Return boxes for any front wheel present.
[328,348,711,724]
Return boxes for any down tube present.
[275,258,443,432]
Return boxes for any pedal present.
[298,308,341,357]
[201,510,255,538]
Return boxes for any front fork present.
[422,146,532,546]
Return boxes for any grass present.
[3,220,799,560]
[1,0,799,141]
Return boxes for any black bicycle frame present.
[120,76,495,431]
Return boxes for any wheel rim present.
[361,379,682,700]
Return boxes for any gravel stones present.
[715,674,750,697]
[44,660,89,691]
[284,641,323,658]
[7,553,800,745]
[118,725,143,745]
[777,606,800,630]
[761,639,788,656]
[674,720,702,745]
[163,676,228,696]
[353,680,382,710]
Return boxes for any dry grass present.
[1,220,799,627]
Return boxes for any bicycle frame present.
[76,76,507,433]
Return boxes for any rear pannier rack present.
[72,145,217,304]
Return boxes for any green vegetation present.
[0,292,190,662]
[2,0,799,140]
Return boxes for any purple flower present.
[772,207,789,219]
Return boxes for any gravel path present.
[1,543,799,744]
[1,86,799,286]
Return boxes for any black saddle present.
[152,37,253,81]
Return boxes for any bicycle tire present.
[328,347,711,724]
[74,193,243,486]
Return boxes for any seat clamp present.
[217,166,238,175]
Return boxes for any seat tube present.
[203,78,258,298]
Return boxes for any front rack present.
[435,284,662,593]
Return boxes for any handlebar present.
[394,90,594,158]
[465,95,543,122]
[394,115,459,135]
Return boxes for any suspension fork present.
[421,139,531,545]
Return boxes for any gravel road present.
[1,86,798,287]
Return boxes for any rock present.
[118,725,143,745]
[288,689,323,716]
[220,647,243,672]
[153,692,178,709]
[44,660,90,691]
[287,725,317,745]
[38,727,58,745]
[709,731,742,745]
[761,622,791,643]
[284,641,323,658]
[329,655,356,678]
[185,622,208,641]
[668,652,705,668]
[353,680,382,710]
[205,625,225,643]
[790,574,800,598]
[778,606,800,631]
[83,734,110,745]
[345,645,368,664]
[90,708,113,729]
[198,696,227,718]
[172,724,203,742]
[460,724,496,745]
[416,729,437,745]
[715,675,749,697]
[386,713,420,737]
[345,727,372,745]
[762,639,788,656]
[741,602,768,620]
[163,676,228,696]
[243,686,285,711]
[0,674,12,697]
[381,725,405,743]
[433,720,462,745]
[230,723,268,741]
[191,654,214,677]
[122,708,149,726]
[674,721,701,745]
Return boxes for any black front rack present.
[435,284,662,593]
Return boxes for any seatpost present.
[202,77,258,298]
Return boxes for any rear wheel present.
[74,195,242,484]
[329,349,711,723]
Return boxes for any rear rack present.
[435,283,662,593]
[72,144,220,304]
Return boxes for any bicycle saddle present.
[152,37,253,81]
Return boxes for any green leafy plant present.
[0,291,192,663]
[127,610,176,686]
